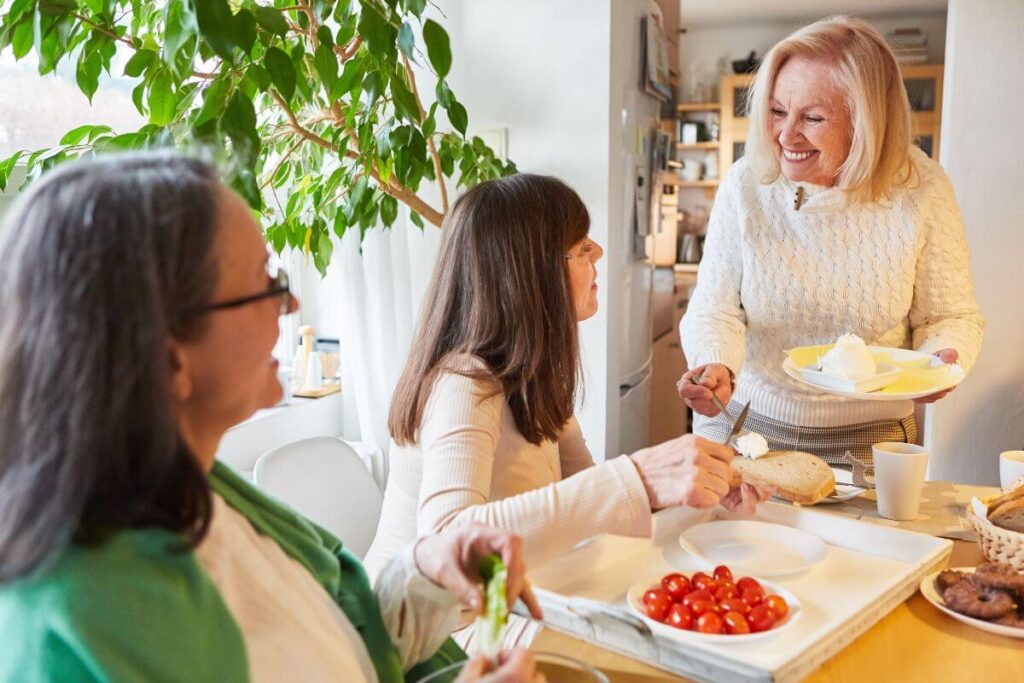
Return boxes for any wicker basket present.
[966,506,1024,572]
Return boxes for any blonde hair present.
[745,15,915,203]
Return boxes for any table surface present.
[529,538,1024,682]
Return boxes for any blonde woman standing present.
[677,16,984,467]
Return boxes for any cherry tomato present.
[719,597,750,615]
[722,610,751,635]
[741,586,764,607]
[688,599,719,617]
[736,576,762,593]
[643,587,671,605]
[692,573,717,593]
[765,594,789,621]
[681,589,714,609]
[661,573,692,601]
[714,583,738,602]
[696,611,724,634]
[713,565,734,583]
[645,595,673,622]
[748,603,776,633]
[666,603,694,630]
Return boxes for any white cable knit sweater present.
[680,148,984,428]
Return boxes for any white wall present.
[432,0,618,458]
[926,0,1024,485]
[678,12,948,99]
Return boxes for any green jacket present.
[0,462,464,682]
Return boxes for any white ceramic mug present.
[999,450,1024,490]
[872,442,929,521]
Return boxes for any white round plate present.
[679,521,826,577]
[920,567,1024,639]
[626,576,801,644]
[782,346,965,401]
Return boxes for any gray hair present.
[0,152,223,581]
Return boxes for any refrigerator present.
[613,0,666,456]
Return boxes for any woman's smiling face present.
[769,56,853,186]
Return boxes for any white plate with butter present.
[782,345,965,401]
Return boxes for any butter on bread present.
[731,450,835,505]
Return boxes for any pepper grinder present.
[296,325,315,388]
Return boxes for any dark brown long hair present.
[389,174,590,446]
[0,152,221,582]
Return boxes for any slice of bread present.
[731,450,835,505]
[988,487,1024,532]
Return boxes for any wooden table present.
[530,542,1024,682]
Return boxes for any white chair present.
[253,436,383,559]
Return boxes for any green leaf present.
[390,68,420,124]
[336,16,356,48]
[317,24,334,49]
[223,89,260,162]
[147,70,176,126]
[233,9,257,54]
[253,6,289,38]
[313,41,339,97]
[230,166,261,210]
[337,55,365,94]
[131,80,146,114]
[244,64,271,92]
[448,100,468,135]
[409,211,424,229]
[422,19,451,79]
[435,79,454,108]
[402,0,427,18]
[162,0,196,67]
[195,0,236,60]
[195,78,230,126]
[379,195,398,227]
[333,210,348,239]
[38,0,75,16]
[75,51,101,102]
[357,4,396,58]
[422,101,438,138]
[362,70,383,111]
[123,48,156,78]
[264,46,296,102]
[397,21,414,60]
[59,124,97,146]
[11,17,34,59]
[314,229,333,276]
[0,150,24,192]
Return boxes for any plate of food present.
[920,564,1024,638]
[679,520,827,577]
[627,565,801,643]
[782,334,965,401]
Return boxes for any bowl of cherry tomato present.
[626,564,801,643]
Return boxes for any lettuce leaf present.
[473,554,508,659]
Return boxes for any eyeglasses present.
[193,262,294,317]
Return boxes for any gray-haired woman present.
[0,152,542,682]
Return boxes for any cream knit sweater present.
[680,147,984,428]
[362,356,653,581]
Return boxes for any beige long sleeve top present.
[363,356,653,581]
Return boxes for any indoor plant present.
[0,0,515,273]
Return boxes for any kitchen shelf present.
[676,142,719,150]
[662,177,719,188]
[676,102,721,112]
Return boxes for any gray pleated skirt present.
[695,401,917,469]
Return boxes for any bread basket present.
[966,506,1024,572]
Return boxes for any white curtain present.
[331,212,442,484]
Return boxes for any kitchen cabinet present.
[648,268,698,445]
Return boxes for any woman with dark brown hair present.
[364,174,767,642]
